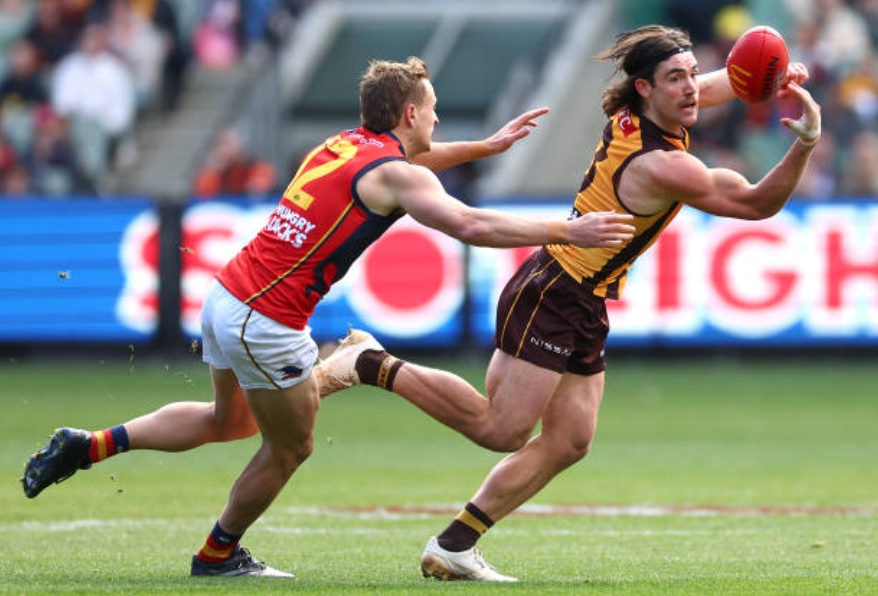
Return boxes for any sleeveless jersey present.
[217,127,406,329]
[546,109,689,299]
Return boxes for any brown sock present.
[355,350,406,391]
[437,502,494,552]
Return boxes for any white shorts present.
[201,280,318,390]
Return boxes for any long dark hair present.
[596,25,692,118]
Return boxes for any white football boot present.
[420,536,517,582]
[314,329,384,398]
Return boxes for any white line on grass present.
[281,503,878,518]
[8,519,875,539]
[8,502,874,534]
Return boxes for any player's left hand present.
[777,61,809,99]
[780,81,821,146]
[483,107,550,154]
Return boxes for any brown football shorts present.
[494,248,608,375]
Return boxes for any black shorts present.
[494,248,608,375]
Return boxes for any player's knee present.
[296,436,315,463]
[558,434,593,466]
[286,436,314,468]
[270,437,314,476]
[484,435,527,453]
[478,423,532,452]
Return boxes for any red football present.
[726,26,789,104]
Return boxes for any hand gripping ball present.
[726,26,789,104]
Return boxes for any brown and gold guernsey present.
[546,108,689,299]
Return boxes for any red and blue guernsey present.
[217,127,407,330]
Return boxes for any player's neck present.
[641,106,684,137]
[390,126,424,160]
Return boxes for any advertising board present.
[4,197,874,348]
[0,199,158,341]
[470,201,878,346]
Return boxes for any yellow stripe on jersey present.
[245,201,356,304]
[546,109,688,299]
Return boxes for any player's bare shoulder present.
[626,150,712,209]
[356,159,428,215]
[357,158,447,215]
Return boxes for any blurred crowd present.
[678,0,878,199]
[2,0,878,200]
[0,0,306,198]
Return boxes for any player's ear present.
[402,103,417,127]
[634,77,652,99]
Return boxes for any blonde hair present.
[359,57,430,131]
[596,25,692,118]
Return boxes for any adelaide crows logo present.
[277,365,304,380]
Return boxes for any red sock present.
[87,425,130,464]
[196,522,242,563]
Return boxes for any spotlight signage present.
[178,200,464,346]
[470,201,878,346]
[8,197,868,347]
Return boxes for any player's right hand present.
[778,61,809,89]
[780,81,821,146]
[568,211,635,248]
[483,107,551,155]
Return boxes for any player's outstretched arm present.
[697,62,809,108]
[411,107,550,173]
[647,82,820,220]
[362,160,633,248]
[696,68,735,108]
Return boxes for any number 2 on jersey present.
[283,137,358,210]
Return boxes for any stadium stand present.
[1,0,877,201]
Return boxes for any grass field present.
[1,354,876,595]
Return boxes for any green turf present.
[1,356,876,595]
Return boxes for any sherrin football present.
[726,26,789,104]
